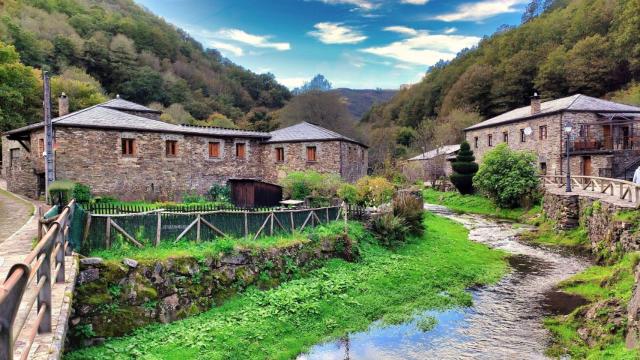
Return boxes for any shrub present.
[355,176,395,207]
[370,214,409,248]
[207,184,231,202]
[450,141,478,194]
[393,194,424,236]
[72,183,91,203]
[280,171,344,201]
[473,143,540,209]
[182,192,206,203]
[337,183,358,204]
[48,180,75,205]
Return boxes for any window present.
[520,129,526,143]
[540,162,547,175]
[209,142,220,158]
[539,125,548,140]
[38,139,44,156]
[236,143,246,159]
[275,147,284,162]
[503,131,508,143]
[488,134,493,147]
[121,138,135,156]
[9,149,19,168]
[579,124,589,137]
[165,140,177,157]
[474,137,479,148]
[306,146,317,162]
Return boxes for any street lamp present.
[564,125,573,192]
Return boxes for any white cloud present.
[208,41,244,56]
[384,26,418,36]
[309,22,367,44]
[361,30,480,66]
[277,77,309,89]
[433,0,527,22]
[444,27,457,34]
[216,28,290,51]
[313,0,377,10]
[400,0,428,4]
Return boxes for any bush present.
[337,183,358,204]
[393,194,424,236]
[370,213,409,248]
[280,171,344,201]
[48,180,75,205]
[182,192,207,203]
[207,184,231,202]
[72,183,91,203]
[450,141,478,194]
[473,143,540,209]
[355,176,395,207]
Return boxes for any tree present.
[535,46,568,99]
[565,35,618,96]
[292,74,332,95]
[205,113,238,128]
[450,141,478,195]
[242,107,278,132]
[51,67,107,116]
[0,42,40,132]
[473,144,540,208]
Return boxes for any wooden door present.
[603,125,612,149]
[582,156,592,176]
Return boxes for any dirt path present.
[0,186,33,244]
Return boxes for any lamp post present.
[564,125,573,192]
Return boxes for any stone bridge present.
[0,181,77,360]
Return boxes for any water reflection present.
[299,205,589,360]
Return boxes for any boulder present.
[78,268,99,284]
[80,257,103,266]
[123,258,138,269]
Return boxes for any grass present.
[66,212,508,360]
[520,220,590,250]
[89,221,355,262]
[545,253,640,359]
[422,188,540,222]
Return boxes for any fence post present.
[38,231,53,333]
[55,222,65,283]
[270,213,274,236]
[0,264,30,360]
[155,212,161,247]
[244,211,248,238]
[290,211,295,231]
[106,216,111,249]
[196,214,201,242]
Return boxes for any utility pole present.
[43,71,55,203]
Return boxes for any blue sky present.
[135,0,526,89]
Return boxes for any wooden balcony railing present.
[0,200,75,360]
[542,175,640,206]
[571,136,640,152]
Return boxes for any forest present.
[363,0,640,166]
[0,0,291,132]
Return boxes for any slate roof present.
[99,98,160,113]
[465,94,640,131]
[408,144,460,161]
[267,122,366,147]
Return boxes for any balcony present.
[570,136,640,153]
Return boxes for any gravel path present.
[0,187,33,244]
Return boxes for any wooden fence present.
[542,175,640,206]
[81,205,363,252]
[83,202,262,215]
[0,200,76,360]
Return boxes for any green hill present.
[364,0,640,129]
[0,0,290,131]
[334,88,397,120]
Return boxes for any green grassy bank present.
[66,212,507,360]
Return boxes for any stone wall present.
[2,134,41,198]
[340,141,368,183]
[69,235,358,348]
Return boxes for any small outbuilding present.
[228,179,283,208]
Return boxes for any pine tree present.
[450,141,478,194]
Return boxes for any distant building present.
[406,144,460,181]
[2,97,368,201]
[464,94,640,180]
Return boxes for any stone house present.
[464,94,640,180]
[2,97,368,200]
[405,144,460,181]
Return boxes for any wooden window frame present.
[306,146,317,162]
[520,129,526,143]
[9,148,19,168]
[474,137,479,148]
[503,131,508,143]
[208,142,221,159]
[235,142,246,160]
[275,147,285,162]
[38,139,45,156]
[121,138,136,156]
[488,134,493,147]
[165,140,178,157]
[539,125,548,140]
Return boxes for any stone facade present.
[3,127,367,201]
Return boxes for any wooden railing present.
[0,200,75,360]
[541,175,640,206]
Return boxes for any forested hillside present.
[0,0,290,132]
[335,88,397,119]
[364,0,640,132]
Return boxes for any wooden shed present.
[228,179,283,208]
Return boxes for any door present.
[582,156,592,176]
[622,126,630,149]
[603,125,612,149]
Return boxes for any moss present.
[176,303,201,319]
[92,306,149,338]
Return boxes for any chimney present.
[59,92,69,116]
[530,92,541,115]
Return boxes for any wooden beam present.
[176,218,199,242]
[110,219,143,248]
[272,213,286,231]
[299,212,313,231]
[200,217,226,237]
[106,216,111,249]
[155,212,161,247]
[17,139,30,153]
[252,214,271,241]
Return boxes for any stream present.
[299,204,590,360]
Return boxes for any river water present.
[299,204,590,360]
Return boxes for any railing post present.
[244,211,248,238]
[37,232,53,333]
[55,223,65,283]
[0,264,30,360]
